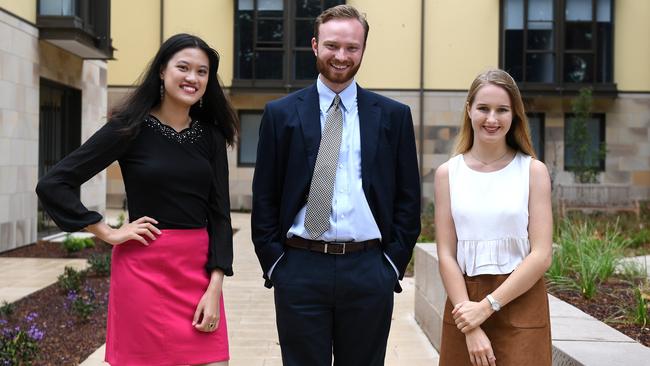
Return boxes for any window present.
[38,78,82,235]
[564,113,605,171]
[238,111,264,166]
[527,113,545,160]
[502,0,613,89]
[38,0,113,59]
[235,0,345,88]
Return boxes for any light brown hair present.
[454,69,537,158]
[314,5,369,47]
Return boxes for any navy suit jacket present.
[251,83,421,292]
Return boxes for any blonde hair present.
[453,69,536,159]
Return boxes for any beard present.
[316,54,361,85]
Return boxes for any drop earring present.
[160,81,164,101]
[199,98,203,108]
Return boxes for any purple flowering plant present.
[0,311,44,365]
[66,287,98,323]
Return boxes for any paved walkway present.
[80,212,438,365]
[0,257,87,304]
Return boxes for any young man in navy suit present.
[251,5,421,365]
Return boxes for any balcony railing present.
[37,0,113,59]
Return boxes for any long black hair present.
[110,33,238,146]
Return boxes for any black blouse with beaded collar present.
[36,115,234,276]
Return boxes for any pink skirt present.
[105,228,229,366]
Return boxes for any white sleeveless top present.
[448,152,531,276]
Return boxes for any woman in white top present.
[434,69,553,366]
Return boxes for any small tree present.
[566,88,605,183]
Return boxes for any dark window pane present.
[295,19,315,47]
[257,19,284,44]
[527,113,544,160]
[324,0,344,10]
[505,30,524,81]
[238,112,263,166]
[565,0,592,21]
[257,0,283,17]
[526,53,554,82]
[296,0,322,17]
[527,23,553,50]
[236,10,254,79]
[238,48,254,79]
[597,23,613,82]
[564,115,604,170]
[256,51,283,79]
[294,51,317,80]
[565,22,592,50]
[564,53,593,83]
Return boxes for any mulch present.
[1,240,112,365]
[547,277,650,347]
[0,238,112,259]
[2,275,110,365]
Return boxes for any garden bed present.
[548,278,650,347]
[1,275,109,365]
[0,238,112,259]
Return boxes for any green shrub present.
[418,202,435,243]
[66,288,97,323]
[61,235,95,254]
[629,228,650,249]
[88,253,111,276]
[632,285,649,327]
[57,266,86,293]
[547,220,627,299]
[0,301,14,318]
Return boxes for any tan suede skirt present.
[439,274,552,366]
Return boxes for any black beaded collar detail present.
[144,115,203,144]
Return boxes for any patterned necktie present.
[305,94,343,239]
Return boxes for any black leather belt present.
[286,237,380,255]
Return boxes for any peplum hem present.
[457,237,530,276]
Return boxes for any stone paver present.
[619,255,650,277]
[80,212,438,365]
[0,257,87,304]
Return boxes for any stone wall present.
[0,9,108,252]
[0,10,39,252]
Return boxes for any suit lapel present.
[296,84,321,176]
[357,85,381,194]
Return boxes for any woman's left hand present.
[452,299,493,333]
[193,271,223,332]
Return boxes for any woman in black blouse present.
[36,33,238,366]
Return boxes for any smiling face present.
[160,47,209,108]
[312,18,365,92]
[467,84,513,145]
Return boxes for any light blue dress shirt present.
[269,76,398,278]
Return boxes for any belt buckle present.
[327,242,347,255]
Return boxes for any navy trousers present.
[272,246,397,366]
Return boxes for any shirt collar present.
[316,75,357,114]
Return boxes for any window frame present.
[237,110,264,167]
[563,112,606,172]
[233,0,345,90]
[499,0,616,94]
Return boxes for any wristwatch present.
[486,294,501,311]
